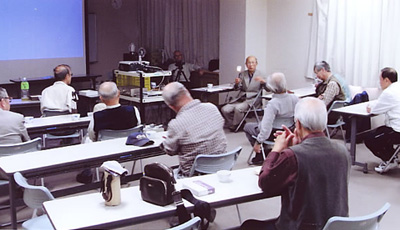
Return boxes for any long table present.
[190,83,235,102]
[262,86,316,100]
[0,132,166,229]
[43,166,265,230]
[332,101,375,173]
[25,114,91,136]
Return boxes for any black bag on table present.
[140,162,176,206]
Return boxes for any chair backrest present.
[166,216,201,230]
[189,146,242,177]
[13,172,55,210]
[42,110,71,117]
[0,137,42,156]
[272,116,295,130]
[98,124,144,141]
[327,100,347,115]
[322,203,390,230]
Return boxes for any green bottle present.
[21,77,30,101]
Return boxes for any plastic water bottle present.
[21,77,30,101]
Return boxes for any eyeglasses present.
[1,97,12,102]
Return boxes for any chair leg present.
[131,160,137,174]
[236,204,242,224]
[380,145,400,172]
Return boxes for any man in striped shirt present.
[160,82,227,177]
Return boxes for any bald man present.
[221,56,267,131]
[41,64,78,114]
[161,82,227,177]
[87,81,141,142]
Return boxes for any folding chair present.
[377,144,400,173]
[322,203,390,230]
[235,88,264,132]
[326,100,347,144]
[248,117,294,165]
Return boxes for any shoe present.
[251,153,264,165]
[375,159,399,173]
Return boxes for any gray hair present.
[314,61,331,72]
[99,82,119,100]
[162,82,190,106]
[294,97,327,131]
[267,72,287,94]
[0,87,8,99]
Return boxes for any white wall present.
[266,0,314,89]
[245,0,267,74]
[219,0,246,85]
[220,0,314,91]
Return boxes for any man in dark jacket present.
[241,97,350,230]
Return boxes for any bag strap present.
[180,189,216,230]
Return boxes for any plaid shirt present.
[161,99,227,177]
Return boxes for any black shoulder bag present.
[140,162,176,206]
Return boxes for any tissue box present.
[182,180,215,196]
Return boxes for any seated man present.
[243,72,299,165]
[241,97,350,230]
[365,67,400,173]
[0,87,30,144]
[41,64,78,114]
[221,56,267,131]
[87,81,141,142]
[168,50,203,86]
[160,82,227,178]
[314,61,347,124]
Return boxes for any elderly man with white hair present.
[241,97,350,230]
[160,82,227,178]
[243,72,299,165]
[87,81,141,142]
[0,87,30,144]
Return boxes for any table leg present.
[9,175,17,229]
[350,116,368,173]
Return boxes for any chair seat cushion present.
[22,214,54,230]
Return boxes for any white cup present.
[207,83,213,89]
[217,170,232,183]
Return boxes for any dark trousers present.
[364,126,400,162]
[240,218,278,230]
[243,122,278,146]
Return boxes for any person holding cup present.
[221,56,267,132]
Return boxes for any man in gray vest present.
[241,97,350,230]
[314,61,348,124]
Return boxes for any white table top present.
[43,166,263,230]
[263,86,316,100]
[24,114,90,130]
[332,100,375,117]
[10,99,41,106]
[120,94,164,103]
[191,83,234,93]
[0,132,165,175]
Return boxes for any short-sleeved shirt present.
[41,81,78,113]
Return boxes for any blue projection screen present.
[0,0,86,84]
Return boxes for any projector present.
[118,61,150,71]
